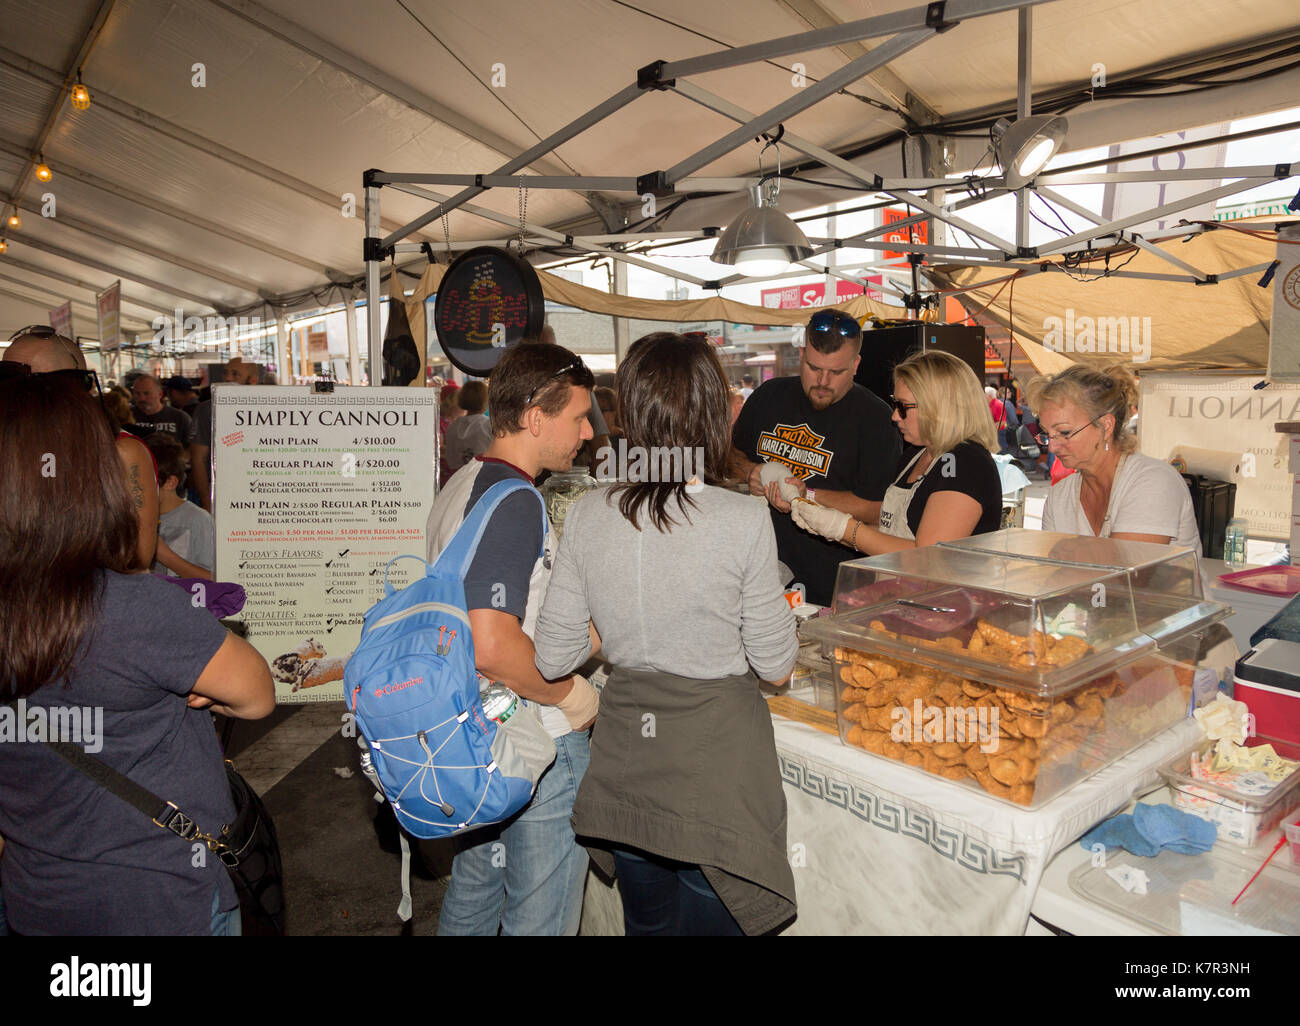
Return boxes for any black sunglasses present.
[0,360,102,395]
[524,358,587,408]
[889,395,918,417]
[807,310,862,340]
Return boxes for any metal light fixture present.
[7,213,20,230]
[35,154,51,182]
[991,114,1068,189]
[712,135,812,277]
[70,72,91,111]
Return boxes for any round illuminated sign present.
[433,247,545,375]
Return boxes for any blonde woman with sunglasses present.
[790,350,1002,554]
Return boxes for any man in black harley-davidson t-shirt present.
[732,311,901,607]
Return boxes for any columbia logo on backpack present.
[345,480,557,839]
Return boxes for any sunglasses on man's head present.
[8,324,62,342]
[0,360,101,394]
[807,310,862,340]
[524,358,588,408]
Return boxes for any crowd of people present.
[0,309,1200,937]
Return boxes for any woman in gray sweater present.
[533,332,798,936]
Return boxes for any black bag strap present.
[47,740,209,845]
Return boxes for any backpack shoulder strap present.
[431,478,548,580]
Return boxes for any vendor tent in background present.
[931,217,1295,373]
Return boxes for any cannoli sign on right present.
[1268,224,1300,382]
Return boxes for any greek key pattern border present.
[214,391,435,406]
[779,754,1027,884]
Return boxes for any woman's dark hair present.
[488,340,594,437]
[0,375,138,698]
[145,431,188,493]
[457,379,488,415]
[609,332,734,532]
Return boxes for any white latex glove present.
[791,498,851,542]
[759,461,801,502]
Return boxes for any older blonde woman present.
[1028,364,1199,551]
[791,350,1002,554]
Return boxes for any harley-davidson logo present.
[756,423,833,479]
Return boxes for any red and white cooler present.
[1234,638,1300,749]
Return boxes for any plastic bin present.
[804,531,1229,808]
[1159,744,1300,846]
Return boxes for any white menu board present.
[212,385,438,703]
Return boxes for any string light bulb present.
[70,72,91,111]
[35,154,52,182]
[0,239,7,255]
[6,213,20,230]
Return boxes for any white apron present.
[876,449,937,541]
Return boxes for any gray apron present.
[573,666,797,935]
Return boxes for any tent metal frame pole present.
[1014,7,1031,253]
[1034,186,1212,281]
[365,185,383,374]
[384,182,713,287]
[369,173,640,192]
[954,261,1207,283]
[344,296,361,387]
[663,29,934,186]
[376,83,644,248]
[1035,177,1283,256]
[657,0,1051,79]
[670,79,1018,252]
[1213,262,1277,282]
[1039,166,1290,185]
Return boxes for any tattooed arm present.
[116,434,159,570]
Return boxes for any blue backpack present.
[345,479,557,840]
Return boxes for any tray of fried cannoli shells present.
[823,618,1203,809]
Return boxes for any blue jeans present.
[613,848,743,936]
[211,883,241,936]
[437,730,590,936]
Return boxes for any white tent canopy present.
[1,0,1298,345]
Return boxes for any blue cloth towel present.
[1133,802,1217,854]
[1079,803,1217,858]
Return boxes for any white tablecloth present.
[579,712,1201,935]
